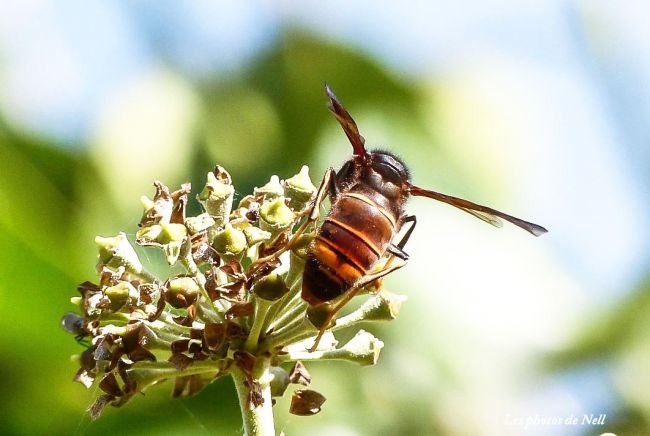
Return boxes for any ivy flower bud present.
[198,168,234,227]
[254,175,284,200]
[165,276,200,308]
[259,197,295,238]
[252,273,289,302]
[139,181,174,226]
[158,223,188,244]
[242,225,272,247]
[95,232,143,275]
[283,165,317,211]
[269,366,290,397]
[104,281,139,312]
[211,223,247,258]
[185,213,215,235]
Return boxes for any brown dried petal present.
[168,353,193,371]
[117,360,136,394]
[188,374,210,397]
[171,339,190,354]
[121,323,143,353]
[224,302,254,320]
[170,182,191,224]
[216,281,247,303]
[188,340,203,354]
[220,259,245,278]
[245,202,260,221]
[172,376,190,398]
[190,328,203,340]
[80,346,98,371]
[148,292,166,322]
[288,361,312,386]
[128,347,156,363]
[171,373,211,398]
[172,316,193,327]
[99,373,123,397]
[289,389,326,416]
[233,351,256,375]
[74,368,95,389]
[247,380,264,408]
[87,394,115,420]
[213,165,232,185]
[137,283,157,305]
[77,281,100,297]
[258,232,289,258]
[93,342,113,363]
[187,304,197,319]
[246,258,282,289]
[203,323,226,351]
[204,268,220,301]
[192,237,220,267]
[226,321,246,339]
[140,180,173,227]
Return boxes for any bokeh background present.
[1,1,649,435]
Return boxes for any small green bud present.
[284,166,317,211]
[70,296,82,306]
[291,234,314,260]
[306,304,334,329]
[211,223,247,257]
[158,223,188,244]
[254,175,284,199]
[104,281,138,311]
[185,213,215,235]
[95,232,143,275]
[198,169,234,226]
[135,225,163,243]
[139,181,174,226]
[259,197,295,236]
[165,276,200,308]
[242,225,272,247]
[269,366,290,397]
[252,273,289,301]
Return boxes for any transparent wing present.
[409,185,547,236]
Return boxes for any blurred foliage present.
[545,277,650,435]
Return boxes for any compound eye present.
[374,162,405,185]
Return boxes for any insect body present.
[298,85,547,346]
[302,151,411,305]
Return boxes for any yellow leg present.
[249,168,336,273]
[308,258,407,352]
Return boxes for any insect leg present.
[250,168,337,270]
[308,258,407,352]
[386,215,417,260]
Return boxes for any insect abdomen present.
[302,192,397,305]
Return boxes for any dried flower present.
[63,164,406,435]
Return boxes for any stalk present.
[231,359,275,436]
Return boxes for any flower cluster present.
[63,164,406,426]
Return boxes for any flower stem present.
[231,359,275,436]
